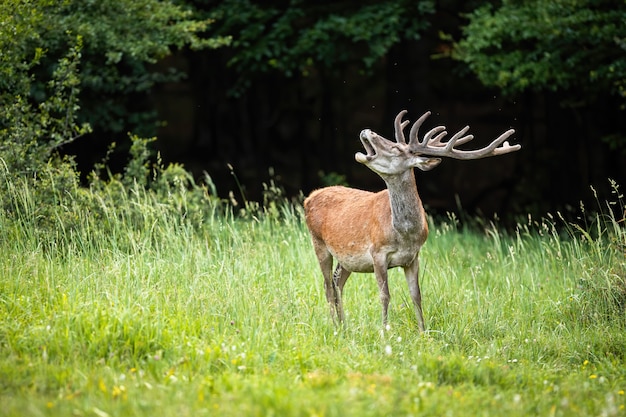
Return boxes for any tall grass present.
[1,172,625,416]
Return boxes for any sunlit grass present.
[1,178,625,416]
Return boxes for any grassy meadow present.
[1,175,625,416]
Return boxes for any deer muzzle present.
[356,129,376,163]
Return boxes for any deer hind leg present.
[311,238,342,323]
[404,256,425,332]
[332,264,351,323]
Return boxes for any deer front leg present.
[404,256,425,332]
[373,260,391,327]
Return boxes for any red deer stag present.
[304,110,521,331]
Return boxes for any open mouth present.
[355,130,376,163]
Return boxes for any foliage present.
[0,0,229,152]
[203,0,435,93]
[452,0,626,157]
[44,0,228,137]
[1,137,225,253]
[0,36,90,177]
[454,0,626,102]
[0,22,93,236]
[0,0,232,239]
[1,174,625,416]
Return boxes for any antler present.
[395,110,521,159]
[394,110,410,143]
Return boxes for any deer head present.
[356,129,441,176]
[356,110,519,176]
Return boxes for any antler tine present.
[441,128,519,159]
[422,126,447,147]
[445,126,473,147]
[423,125,474,150]
[394,110,410,143]
[408,111,432,147]
[485,129,521,156]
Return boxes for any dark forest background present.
[2,0,625,222]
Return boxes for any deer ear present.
[413,156,442,171]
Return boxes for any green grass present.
[1,181,625,416]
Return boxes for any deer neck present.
[382,169,426,236]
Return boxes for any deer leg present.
[404,256,425,332]
[322,259,339,322]
[373,261,391,326]
[311,239,339,322]
[332,265,351,323]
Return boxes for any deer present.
[304,109,521,332]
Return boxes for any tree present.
[0,0,229,177]
[47,0,227,137]
[0,0,89,177]
[454,0,626,147]
[0,0,227,237]
[446,0,626,215]
[200,0,435,94]
[456,0,625,97]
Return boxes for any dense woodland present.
[2,0,625,220]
